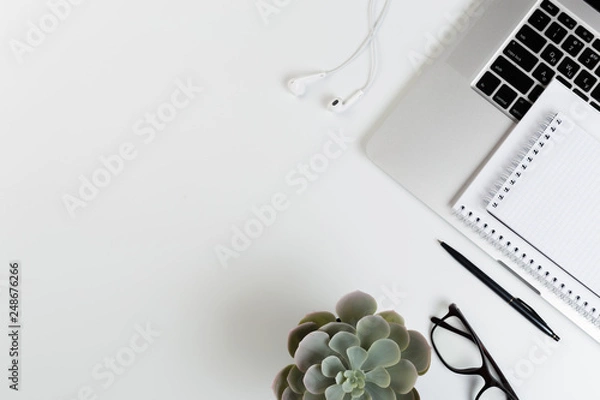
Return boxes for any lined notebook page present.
[486,114,600,296]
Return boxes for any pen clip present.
[514,298,547,325]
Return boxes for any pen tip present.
[552,333,560,342]
[436,239,443,245]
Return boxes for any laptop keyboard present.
[472,0,600,121]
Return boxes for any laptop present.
[366,0,600,334]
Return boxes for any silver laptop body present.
[367,0,600,222]
[366,0,600,335]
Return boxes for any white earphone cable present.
[324,0,391,76]
[361,0,380,92]
[287,0,391,110]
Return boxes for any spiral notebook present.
[453,79,600,342]
[487,114,600,297]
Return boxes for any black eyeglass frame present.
[430,303,519,400]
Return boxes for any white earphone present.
[288,0,391,113]
[288,72,327,96]
[328,89,364,113]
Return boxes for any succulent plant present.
[273,291,431,400]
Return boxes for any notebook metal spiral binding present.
[486,114,561,210]
[453,205,600,327]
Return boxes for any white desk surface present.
[1,0,599,399]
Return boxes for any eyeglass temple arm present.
[431,317,520,399]
[431,317,476,342]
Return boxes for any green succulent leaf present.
[335,291,378,326]
[387,359,418,394]
[395,388,420,400]
[303,392,326,400]
[324,384,347,400]
[341,379,354,393]
[287,365,306,394]
[319,322,356,337]
[358,391,372,400]
[377,310,405,326]
[295,331,336,373]
[388,323,410,352]
[365,366,391,388]
[329,332,360,358]
[282,387,303,400]
[401,331,432,375]
[321,355,346,378]
[273,364,294,400]
[304,365,334,395]
[300,312,337,328]
[346,346,368,370]
[356,315,391,350]
[364,383,396,400]
[361,339,401,370]
[288,322,319,358]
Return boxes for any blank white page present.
[487,114,600,296]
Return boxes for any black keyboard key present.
[476,71,501,96]
[556,75,573,88]
[510,97,533,120]
[579,48,600,70]
[546,22,568,44]
[575,70,598,92]
[528,85,545,102]
[493,84,518,109]
[558,12,577,30]
[573,88,589,101]
[541,43,564,66]
[557,56,581,79]
[594,39,600,52]
[575,26,594,43]
[533,63,555,85]
[529,9,551,31]
[561,35,585,57]
[541,0,560,16]
[592,85,600,102]
[591,101,600,112]
[516,25,547,53]
[503,40,538,71]
[491,56,535,94]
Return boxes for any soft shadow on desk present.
[207,257,342,378]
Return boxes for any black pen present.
[438,240,560,342]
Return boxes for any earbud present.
[328,90,364,113]
[287,0,390,110]
[288,72,327,96]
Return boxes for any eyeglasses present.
[430,303,519,400]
